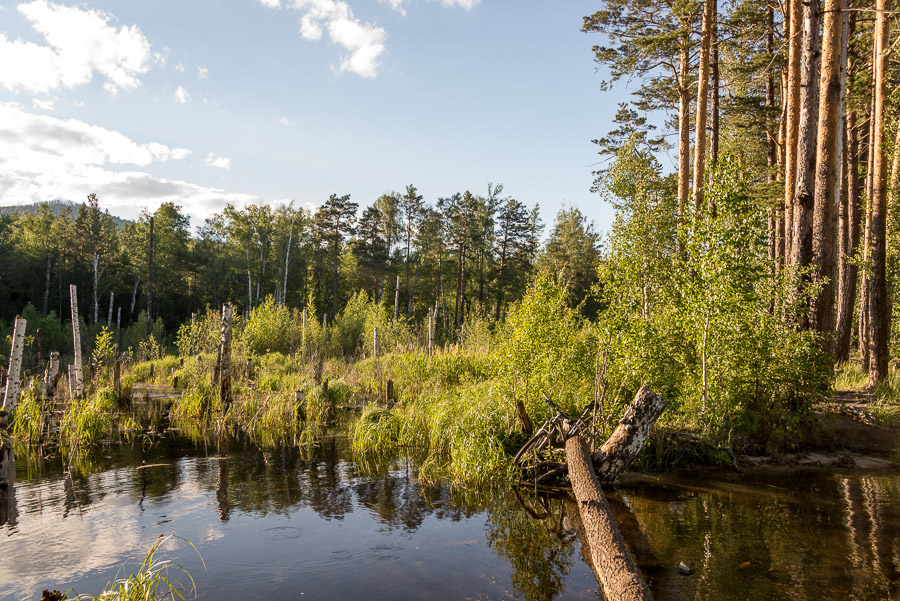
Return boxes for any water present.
[1,435,898,601]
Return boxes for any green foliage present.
[493,275,596,419]
[138,335,166,362]
[91,326,117,384]
[328,290,369,356]
[175,309,222,357]
[241,296,298,355]
[596,151,829,448]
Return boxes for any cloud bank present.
[0,103,256,221]
[0,0,152,94]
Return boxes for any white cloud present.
[175,62,185,72]
[32,97,55,111]
[258,0,281,6]
[379,0,480,13]
[279,116,292,125]
[442,0,480,8]
[0,0,151,94]
[299,14,324,40]
[379,0,406,15]
[284,0,386,78]
[205,153,232,169]
[174,85,190,103]
[0,102,190,171]
[198,66,208,79]
[0,103,254,222]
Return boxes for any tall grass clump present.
[170,382,219,421]
[59,388,140,448]
[11,385,46,442]
[352,381,518,485]
[71,535,203,601]
[833,362,870,390]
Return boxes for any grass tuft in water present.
[70,535,204,601]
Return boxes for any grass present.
[833,361,870,390]
[69,535,204,601]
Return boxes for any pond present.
[1,434,898,601]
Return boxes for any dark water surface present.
[1,434,898,601]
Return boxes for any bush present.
[241,296,297,356]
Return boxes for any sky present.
[0,0,622,234]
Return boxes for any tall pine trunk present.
[676,19,692,247]
[834,109,861,362]
[784,0,803,262]
[789,0,821,330]
[692,0,715,212]
[867,0,892,384]
[810,0,845,335]
[42,253,52,318]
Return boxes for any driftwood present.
[566,434,653,601]
[536,386,667,485]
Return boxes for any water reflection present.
[1,436,898,601]
[613,472,900,601]
[0,443,17,528]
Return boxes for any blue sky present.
[0,0,622,233]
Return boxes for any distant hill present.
[0,200,130,227]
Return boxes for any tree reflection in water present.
[4,433,900,601]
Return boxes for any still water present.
[1,434,898,601]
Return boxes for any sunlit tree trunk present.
[766,6,779,276]
[834,108,861,362]
[677,18,692,244]
[710,0,719,173]
[790,0,821,329]
[784,0,803,262]
[867,0,892,384]
[693,0,715,212]
[810,0,845,335]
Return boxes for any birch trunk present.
[2,317,26,411]
[69,284,84,398]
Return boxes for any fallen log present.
[566,434,654,601]
[536,386,667,485]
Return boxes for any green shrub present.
[241,296,298,356]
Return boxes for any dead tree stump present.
[2,316,27,412]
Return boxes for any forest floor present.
[737,389,899,472]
